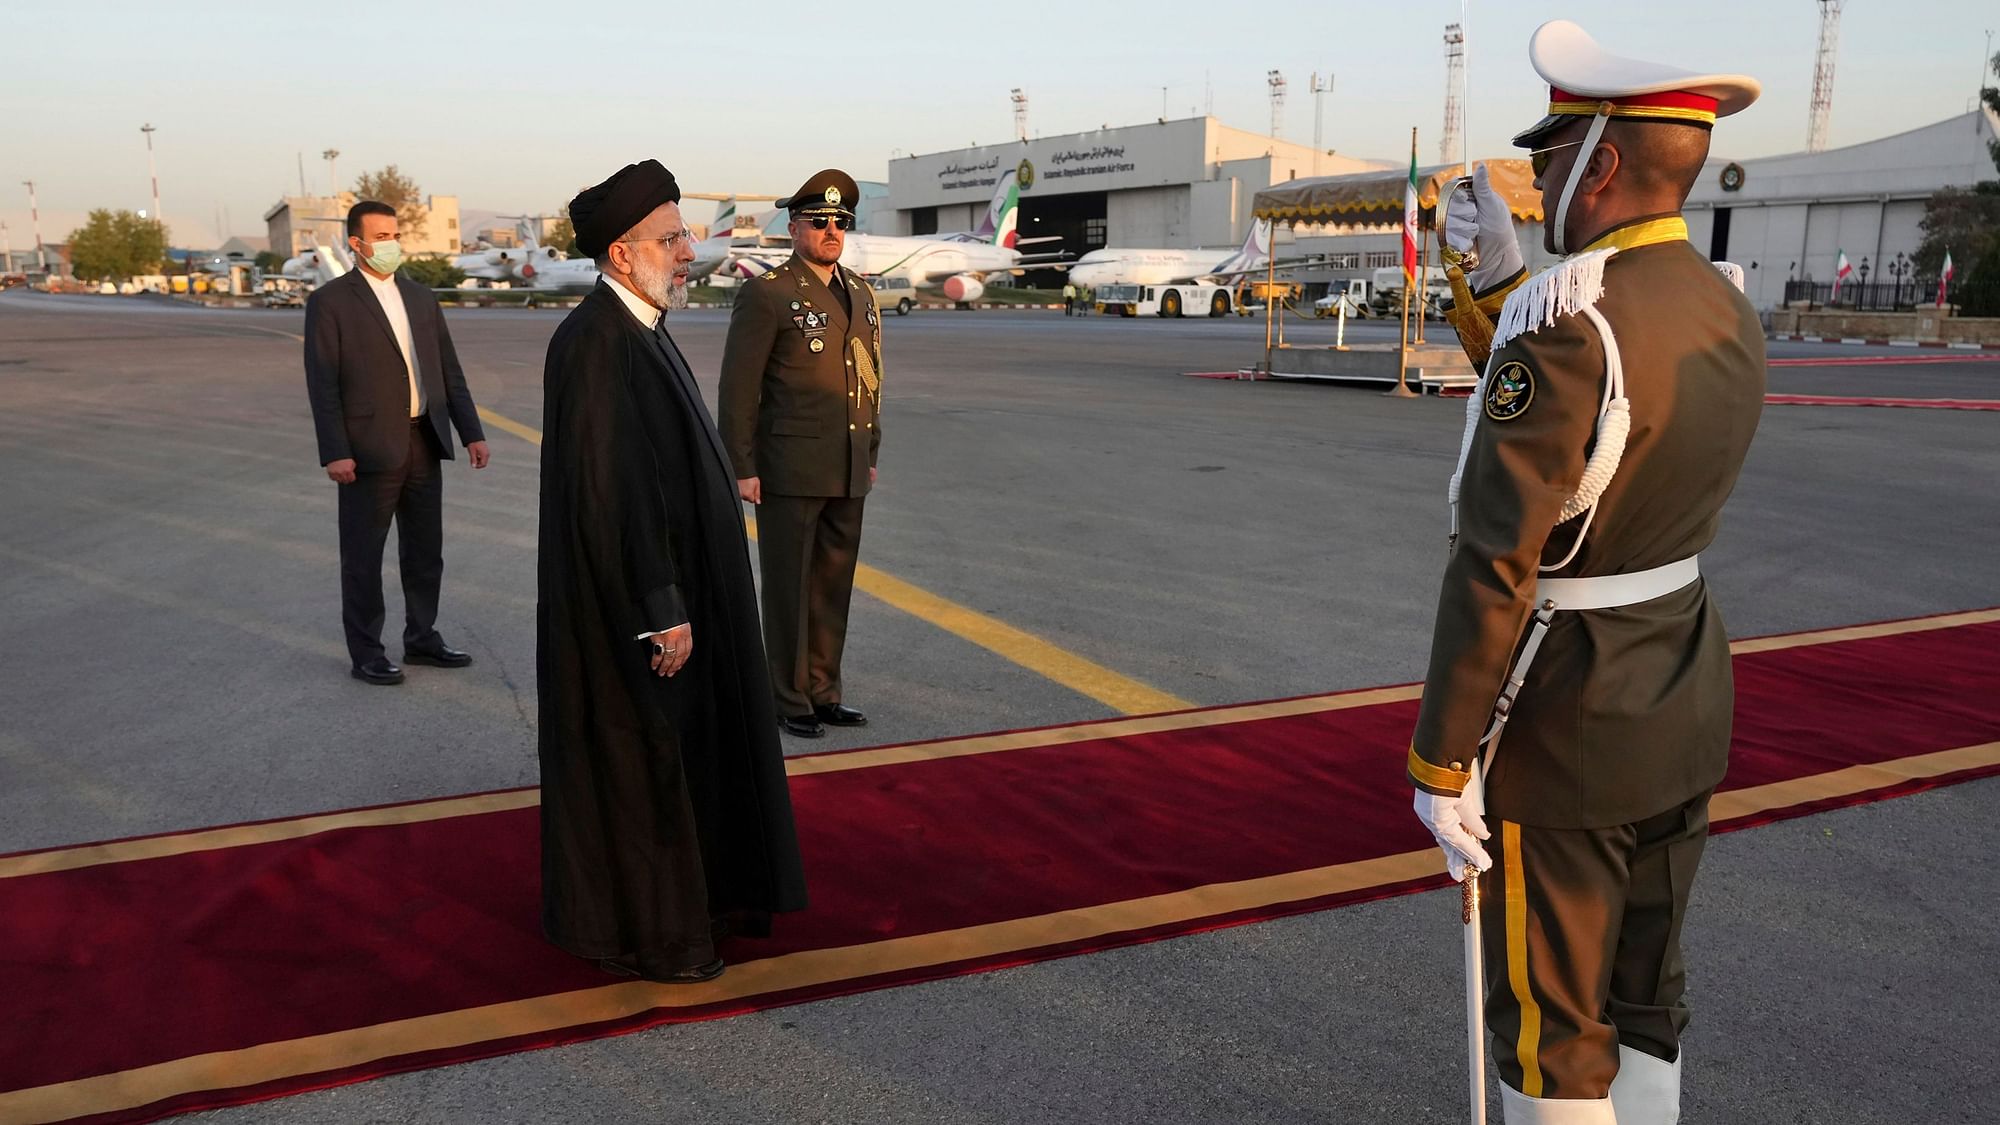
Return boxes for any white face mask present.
[357,238,402,274]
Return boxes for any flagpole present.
[1392,126,1420,398]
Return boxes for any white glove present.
[1440,163,1524,295]
[1412,768,1493,881]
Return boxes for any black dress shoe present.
[813,702,868,727]
[779,713,825,739]
[404,640,472,668]
[597,955,725,984]
[648,958,725,984]
[350,657,404,685]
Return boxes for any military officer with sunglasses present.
[718,169,883,740]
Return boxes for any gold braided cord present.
[851,336,880,406]
[1546,100,1717,125]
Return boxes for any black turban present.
[568,159,681,259]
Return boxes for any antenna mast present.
[1267,69,1288,139]
[1808,0,1844,152]
[1442,24,1466,164]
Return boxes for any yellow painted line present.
[10,737,2000,1123]
[474,406,546,447]
[472,406,1189,715]
[843,560,1189,715]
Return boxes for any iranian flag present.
[1832,248,1854,299]
[1401,148,1420,282]
[1938,249,1955,306]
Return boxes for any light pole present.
[1887,252,1910,306]
[141,123,161,230]
[23,180,44,272]
[322,149,341,197]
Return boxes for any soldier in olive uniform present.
[1408,22,1765,1125]
[718,169,882,740]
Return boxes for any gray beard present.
[631,256,688,313]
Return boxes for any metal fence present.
[1782,278,1961,311]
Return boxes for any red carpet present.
[2,610,1997,1124]
[1764,393,2000,410]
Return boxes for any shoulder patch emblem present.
[761,270,776,280]
[1484,362,1535,422]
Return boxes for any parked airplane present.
[841,226,1021,303]
[277,244,349,285]
[688,197,788,281]
[1063,220,1274,289]
[510,256,601,295]
[451,243,560,284]
[701,173,1045,297]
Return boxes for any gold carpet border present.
[6,739,1998,1122]
[5,608,1994,881]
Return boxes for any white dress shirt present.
[602,274,663,330]
[362,269,425,418]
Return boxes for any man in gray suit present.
[303,200,490,685]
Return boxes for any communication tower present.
[1442,24,1466,164]
[1808,1,1844,153]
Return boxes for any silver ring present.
[665,647,678,656]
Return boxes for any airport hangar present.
[880,116,1385,285]
[1681,107,2000,310]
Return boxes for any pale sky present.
[3,1,1992,247]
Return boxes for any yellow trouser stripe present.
[1503,821,1545,1097]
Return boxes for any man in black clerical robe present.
[537,159,806,984]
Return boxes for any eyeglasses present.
[806,216,854,231]
[617,227,696,252]
[1529,140,1584,178]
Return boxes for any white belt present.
[1479,555,1702,751]
[1536,555,1701,611]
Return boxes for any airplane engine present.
[942,274,985,304]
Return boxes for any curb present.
[1768,333,2000,350]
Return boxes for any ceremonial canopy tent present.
[1251,159,1543,226]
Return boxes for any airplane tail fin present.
[712,196,737,241]
[978,170,1021,248]
[1209,219,1272,277]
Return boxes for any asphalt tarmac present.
[2,290,1995,1123]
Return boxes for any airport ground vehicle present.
[1094,281,1234,318]
[1367,267,1450,318]
[1313,277,1376,318]
[870,275,917,315]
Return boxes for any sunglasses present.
[1529,140,1584,178]
[806,216,854,231]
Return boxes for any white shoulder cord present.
[1445,297,1628,569]
[1542,305,1628,572]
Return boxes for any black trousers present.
[755,494,865,717]
[337,421,445,665]
[1479,791,1712,1101]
